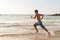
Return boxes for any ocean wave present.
[0,23,60,27]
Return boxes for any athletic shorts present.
[34,21,46,29]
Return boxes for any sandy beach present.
[0,31,60,40]
[0,27,60,40]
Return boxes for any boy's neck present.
[36,13,38,15]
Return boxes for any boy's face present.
[35,12,38,14]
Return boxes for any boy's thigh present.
[39,22,46,29]
[34,22,39,26]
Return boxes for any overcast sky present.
[0,0,60,14]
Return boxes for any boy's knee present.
[34,22,38,27]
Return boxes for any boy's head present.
[34,10,38,14]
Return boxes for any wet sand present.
[0,31,60,40]
[0,27,60,40]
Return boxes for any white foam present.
[49,31,55,36]
[45,31,55,36]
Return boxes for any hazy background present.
[0,0,60,14]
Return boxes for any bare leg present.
[34,25,38,33]
[44,28,50,37]
[40,23,50,36]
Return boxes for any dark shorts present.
[34,21,46,29]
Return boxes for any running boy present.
[31,10,50,36]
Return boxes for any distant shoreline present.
[48,14,60,16]
[0,14,60,16]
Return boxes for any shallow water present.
[0,14,60,34]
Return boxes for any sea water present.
[0,14,60,35]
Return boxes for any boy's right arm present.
[31,15,36,19]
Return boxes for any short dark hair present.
[35,10,38,13]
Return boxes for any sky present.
[0,0,60,14]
